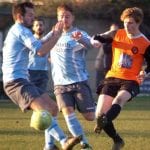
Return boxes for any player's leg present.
[54,84,89,149]
[29,70,57,149]
[32,93,81,150]
[74,81,95,149]
[94,88,124,150]
[94,94,113,134]
[101,90,130,150]
[103,121,124,150]
[100,80,139,150]
[95,78,115,134]
[108,80,139,122]
[56,92,83,137]
[102,80,139,135]
[4,79,80,150]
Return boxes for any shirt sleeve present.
[77,30,92,49]
[41,31,53,43]
[93,30,117,43]
[21,28,42,53]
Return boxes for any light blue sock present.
[46,117,67,148]
[44,117,57,149]
[64,113,88,145]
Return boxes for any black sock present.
[103,121,117,139]
[106,104,121,122]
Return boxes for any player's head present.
[120,7,143,35]
[32,18,45,38]
[57,3,74,31]
[12,2,35,28]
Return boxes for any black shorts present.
[96,77,139,100]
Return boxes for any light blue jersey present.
[2,23,42,82]
[28,43,49,70]
[50,27,92,85]
[28,31,53,71]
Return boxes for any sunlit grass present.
[0,97,150,150]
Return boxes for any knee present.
[43,101,58,116]
[50,104,58,116]
[113,97,125,106]
[62,107,75,116]
[83,112,95,121]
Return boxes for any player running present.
[92,7,150,150]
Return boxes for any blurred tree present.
[0,0,150,26]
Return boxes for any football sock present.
[44,117,57,149]
[64,113,88,144]
[47,117,67,146]
[106,104,121,121]
[103,121,117,139]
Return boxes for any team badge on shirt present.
[131,46,138,54]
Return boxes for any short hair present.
[57,3,74,14]
[120,7,143,24]
[34,17,45,24]
[12,2,34,21]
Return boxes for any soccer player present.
[92,7,150,150]
[28,18,50,94]
[2,2,80,150]
[47,3,101,150]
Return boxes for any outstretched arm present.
[93,30,117,44]
[72,30,102,49]
[37,21,63,56]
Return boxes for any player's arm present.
[92,30,117,44]
[136,46,150,83]
[37,21,63,56]
[71,30,101,49]
[41,31,53,43]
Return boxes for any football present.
[30,110,52,131]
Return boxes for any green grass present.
[0,97,150,150]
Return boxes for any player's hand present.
[137,70,146,84]
[90,37,102,48]
[71,31,82,40]
[52,21,64,37]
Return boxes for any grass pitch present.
[0,96,150,150]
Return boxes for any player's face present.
[57,9,74,30]
[22,7,35,28]
[32,20,45,36]
[123,17,140,36]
